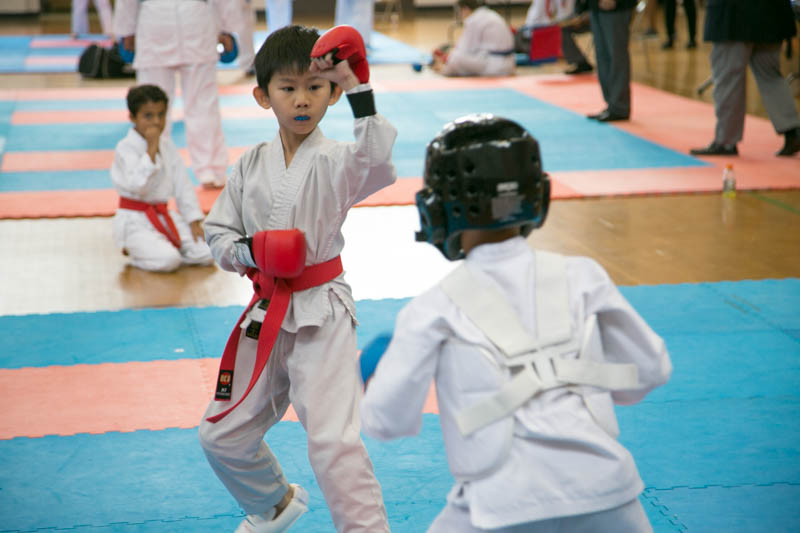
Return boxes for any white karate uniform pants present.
[137,62,229,186]
[266,0,293,34]
[428,497,653,533]
[119,210,213,272]
[334,0,374,46]
[71,0,113,35]
[198,301,390,532]
[237,0,257,72]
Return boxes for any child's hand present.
[190,220,205,242]
[217,32,234,53]
[310,53,360,92]
[142,125,160,162]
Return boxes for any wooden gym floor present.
[0,5,798,318]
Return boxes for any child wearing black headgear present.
[360,114,672,532]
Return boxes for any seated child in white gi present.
[198,25,396,533]
[111,84,213,273]
[433,0,516,77]
[360,114,672,532]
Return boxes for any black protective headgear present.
[415,114,550,260]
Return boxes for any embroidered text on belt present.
[118,196,181,249]
[206,256,343,423]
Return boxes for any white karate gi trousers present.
[71,0,113,35]
[266,0,293,34]
[334,0,374,46]
[428,497,653,533]
[137,62,229,187]
[237,0,257,72]
[198,300,390,532]
[116,209,213,272]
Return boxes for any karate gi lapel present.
[266,128,324,229]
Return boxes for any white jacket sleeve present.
[204,156,248,274]
[113,0,139,38]
[328,84,398,209]
[571,257,673,405]
[110,141,160,196]
[361,293,447,441]
[211,0,243,35]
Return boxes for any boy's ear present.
[328,85,343,106]
[253,86,271,110]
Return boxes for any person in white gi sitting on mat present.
[198,25,397,533]
[360,114,673,532]
[433,0,516,77]
[111,84,213,273]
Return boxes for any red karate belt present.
[206,255,344,423]
[118,196,181,249]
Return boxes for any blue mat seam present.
[642,490,689,532]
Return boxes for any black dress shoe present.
[587,109,608,120]
[592,110,629,122]
[686,40,697,49]
[777,128,800,156]
[565,62,594,75]
[661,39,674,50]
[689,142,738,156]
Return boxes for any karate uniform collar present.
[465,235,530,262]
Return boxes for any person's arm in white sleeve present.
[361,293,448,440]
[203,157,250,275]
[571,257,673,405]
[110,139,161,196]
[113,0,139,39]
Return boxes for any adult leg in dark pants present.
[588,7,633,121]
[663,0,697,49]
[562,15,593,74]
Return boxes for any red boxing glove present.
[311,25,369,84]
[251,229,307,278]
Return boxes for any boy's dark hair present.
[457,0,482,10]
[126,84,168,115]
[255,25,323,91]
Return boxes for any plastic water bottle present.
[722,164,736,198]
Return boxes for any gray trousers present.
[590,8,633,116]
[711,41,800,145]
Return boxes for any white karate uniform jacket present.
[204,94,397,332]
[525,0,577,27]
[361,237,672,530]
[113,0,240,70]
[111,127,211,271]
[444,6,516,77]
[113,0,242,186]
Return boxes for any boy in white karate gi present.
[111,84,213,272]
[433,0,516,77]
[360,114,672,532]
[113,0,241,188]
[198,25,395,533]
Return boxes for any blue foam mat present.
[1,280,798,532]
[1,88,706,193]
[643,483,800,533]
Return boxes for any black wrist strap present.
[347,90,376,119]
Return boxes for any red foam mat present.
[0,358,439,439]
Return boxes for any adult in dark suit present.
[690,0,800,156]
[586,0,637,122]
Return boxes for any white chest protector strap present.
[440,251,638,437]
